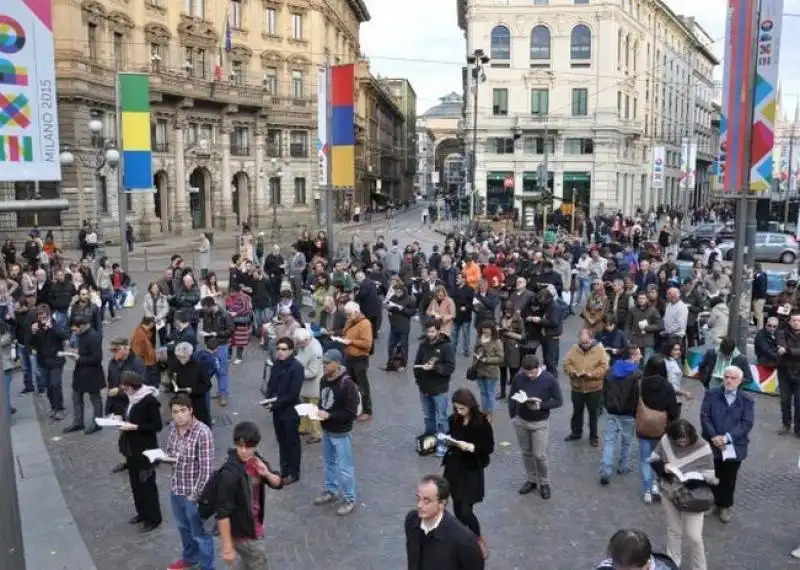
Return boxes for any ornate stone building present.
[1,0,369,244]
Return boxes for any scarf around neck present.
[126,385,159,415]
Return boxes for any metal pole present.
[115,74,129,273]
[471,61,479,223]
[541,118,549,235]
[727,0,761,351]
[324,55,334,256]
[570,189,577,234]
[0,366,25,569]
[785,117,796,229]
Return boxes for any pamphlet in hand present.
[57,350,78,358]
[510,391,528,404]
[436,433,458,445]
[143,449,174,464]
[259,397,277,406]
[665,464,705,483]
[295,403,322,420]
[387,302,401,310]
[95,417,125,427]
[330,336,348,344]
[200,331,216,337]
[638,320,648,330]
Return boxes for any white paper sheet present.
[510,391,528,404]
[143,449,172,463]
[95,417,124,427]
[295,403,321,420]
[436,433,457,444]
[259,397,277,406]
[57,351,78,358]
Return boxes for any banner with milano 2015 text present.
[0,0,61,182]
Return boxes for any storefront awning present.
[563,172,591,183]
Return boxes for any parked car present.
[718,232,799,264]
[680,223,736,249]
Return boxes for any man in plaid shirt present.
[164,393,215,570]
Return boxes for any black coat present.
[754,329,779,366]
[72,328,105,393]
[387,291,417,334]
[119,393,162,458]
[106,354,146,416]
[29,319,69,368]
[452,286,474,325]
[173,360,212,427]
[355,278,382,319]
[404,510,484,570]
[442,414,494,504]
[413,335,456,396]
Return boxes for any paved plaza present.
[9,210,800,569]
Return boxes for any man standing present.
[413,320,456,456]
[599,345,642,486]
[62,316,104,435]
[264,336,304,484]
[383,280,417,371]
[532,286,562,374]
[29,304,69,420]
[662,288,688,345]
[313,349,360,516]
[199,296,234,405]
[563,328,610,446]
[404,474,484,570]
[288,244,307,303]
[293,328,324,444]
[752,263,768,330]
[508,355,562,500]
[451,274,474,357]
[106,337,146,474]
[341,301,373,421]
[354,271,381,348]
[164,393,215,570]
[776,311,800,435]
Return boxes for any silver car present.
[719,232,800,264]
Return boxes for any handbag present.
[635,380,667,439]
[466,361,478,380]
[671,481,715,513]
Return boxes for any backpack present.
[197,466,225,520]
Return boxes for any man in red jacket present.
[481,257,504,289]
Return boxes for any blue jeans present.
[112,289,126,309]
[214,343,230,397]
[452,321,472,355]
[169,493,214,570]
[575,277,591,306]
[599,414,635,478]
[638,437,659,492]
[52,310,68,329]
[642,346,654,364]
[419,391,448,435]
[17,343,37,392]
[475,378,498,413]
[322,432,356,501]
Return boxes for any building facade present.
[354,60,406,213]
[3,0,369,244]
[415,120,436,198]
[456,0,718,220]
[419,92,465,194]
[380,78,418,202]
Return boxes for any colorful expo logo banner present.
[0,0,61,182]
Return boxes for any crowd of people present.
[4,202,798,569]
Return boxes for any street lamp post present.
[467,49,489,225]
[59,116,122,266]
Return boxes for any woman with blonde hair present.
[426,285,456,338]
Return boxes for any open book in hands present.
[510,390,541,405]
[143,449,176,464]
[665,464,705,483]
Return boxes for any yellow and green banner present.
[119,73,152,189]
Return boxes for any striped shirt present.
[165,419,214,499]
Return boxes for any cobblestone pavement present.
[19,211,800,570]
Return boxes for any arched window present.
[570,24,592,60]
[530,26,551,60]
[490,25,511,61]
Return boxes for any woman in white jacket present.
[704,295,729,348]
[293,328,324,443]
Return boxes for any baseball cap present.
[323,349,343,364]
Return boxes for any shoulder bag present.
[660,436,715,513]
[635,379,668,439]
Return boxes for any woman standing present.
[199,272,223,306]
[637,355,681,505]
[117,371,162,532]
[196,233,211,279]
[497,301,524,400]
[143,281,169,346]
[471,321,504,419]
[225,283,253,365]
[95,256,118,323]
[312,273,336,328]
[663,340,694,401]
[700,365,754,524]
[648,419,716,570]
[581,280,608,333]
[426,285,456,338]
[131,317,159,387]
[441,388,494,560]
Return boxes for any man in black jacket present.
[312,349,360,516]
[776,312,800,435]
[47,268,75,329]
[754,316,779,367]
[530,286,562,374]
[355,271,382,349]
[63,317,104,435]
[200,296,234,405]
[599,346,642,486]
[383,280,417,371]
[413,320,456,455]
[29,304,69,419]
[451,273,474,357]
[216,421,283,568]
[404,474,484,570]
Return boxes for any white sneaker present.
[790,547,800,559]
[233,359,242,365]
[643,492,653,504]
[651,482,661,496]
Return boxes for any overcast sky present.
[359,0,800,117]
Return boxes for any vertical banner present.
[723,0,758,193]
[316,65,327,187]
[749,0,783,192]
[651,146,665,190]
[679,137,689,190]
[330,64,355,189]
[687,140,697,190]
[718,4,733,191]
[0,0,61,181]
[119,73,152,190]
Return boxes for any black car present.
[679,223,736,249]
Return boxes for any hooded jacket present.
[319,366,360,433]
[413,334,456,395]
[602,359,641,416]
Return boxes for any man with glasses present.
[754,316,779,368]
[263,337,304,484]
[164,393,215,570]
[404,474,484,570]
